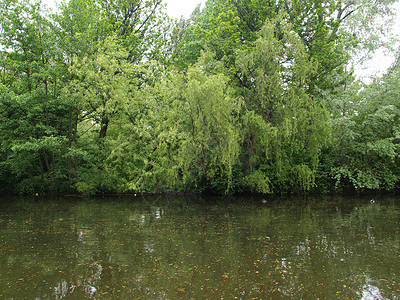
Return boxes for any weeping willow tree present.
[176,53,242,193]
[124,52,242,194]
[237,16,331,194]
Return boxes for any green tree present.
[186,0,398,93]
[126,53,242,194]
[330,53,400,191]
[63,37,135,194]
[169,5,204,70]
[237,17,331,193]
[53,0,109,64]
[51,0,169,194]
[69,37,132,140]
[175,53,242,193]
[0,0,70,193]
[97,0,169,62]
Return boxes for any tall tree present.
[187,0,398,93]
[0,0,70,193]
[97,0,169,62]
[330,52,400,191]
[237,17,330,193]
[69,37,132,140]
[125,53,242,194]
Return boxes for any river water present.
[0,195,399,299]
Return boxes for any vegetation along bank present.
[1,0,399,196]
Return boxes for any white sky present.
[164,0,204,18]
[355,3,400,81]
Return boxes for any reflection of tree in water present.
[360,283,385,300]
[238,197,400,298]
[0,196,399,299]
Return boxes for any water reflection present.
[0,196,399,299]
[361,284,385,300]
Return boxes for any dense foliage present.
[0,0,399,195]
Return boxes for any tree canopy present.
[0,0,399,195]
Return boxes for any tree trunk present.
[51,151,56,183]
[99,117,109,139]
[74,110,79,173]
[38,154,45,182]
[68,106,73,182]
[42,149,54,184]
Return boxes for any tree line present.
[0,0,399,195]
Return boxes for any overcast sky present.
[164,0,204,18]
[355,4,399,81]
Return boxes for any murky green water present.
[0,195,399,299]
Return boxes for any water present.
[0,195,399,299]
